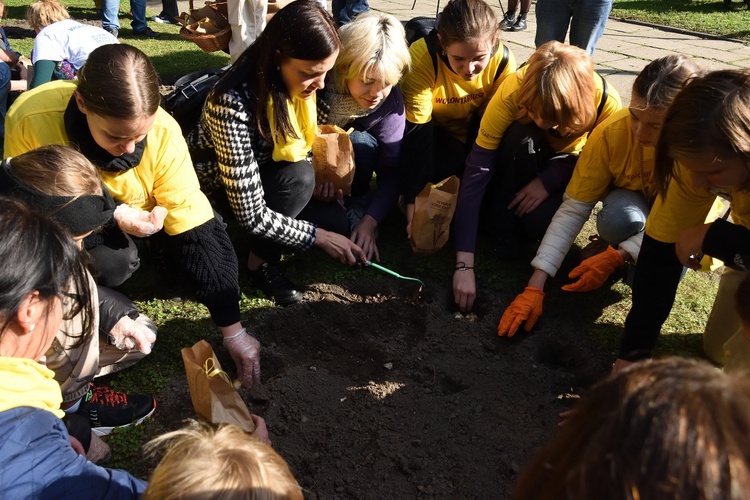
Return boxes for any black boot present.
[249,262,303,306]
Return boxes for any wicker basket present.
[177,0,231,52]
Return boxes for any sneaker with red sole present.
[77,383,155,436]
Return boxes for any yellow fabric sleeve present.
[566,108,654,203]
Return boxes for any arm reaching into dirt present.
[453,251,476,313]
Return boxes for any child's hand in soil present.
[250,414,271,446]
[453,269,476,313]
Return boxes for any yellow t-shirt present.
[401,38,516,143]
[267,96,316,163]
[476,65,622,153]
[4,81,214,236]
[566,108,655,204]
[646,161,750,242]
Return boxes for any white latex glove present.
[114,205,168,237]
[223,329,261,388]
[108,315,156,354]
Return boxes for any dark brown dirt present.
[151,269,612,499]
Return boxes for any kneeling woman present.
[400,0,517,237]
[617,69,750,372]
[498,56,703,336]
[5,44,261,389]
[452,41,622,313]
[189,0,365,307]
[0,198,146,497]
[315,12,411,261]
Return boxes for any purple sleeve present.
[362,89,406,224]
[453,143,498,253]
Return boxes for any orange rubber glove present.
[497,287,545,337]
[562,245,625,292]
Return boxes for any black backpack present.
[162,66,229,135]
[402,16,509,81]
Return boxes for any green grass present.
[612,0,750,42]
[3,0,230,80]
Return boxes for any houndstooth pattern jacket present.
[188,83,317,251]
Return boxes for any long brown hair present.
[210,0,340,141]
[654,69,750,198]
[515,357,750,500]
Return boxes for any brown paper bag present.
[181,340,256,433]
[409,175,460,254]
[311,124,356,196]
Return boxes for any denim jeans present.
[100,0,120,30]
[101,0,148,32]
[596,188,649,246]
[331,0,369,25]
[0,62,10,138]
[534,0,613,55]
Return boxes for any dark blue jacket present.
[0,406,147,499]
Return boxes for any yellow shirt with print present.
[4,81,214,236]
[566,107,654,204]
[401,37,516,143]
[475,65,622,153]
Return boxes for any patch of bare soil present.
[153,273,611,499]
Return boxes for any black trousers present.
[483,121,575,241]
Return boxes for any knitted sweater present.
[188,82,317,251]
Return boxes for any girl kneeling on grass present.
[315,12,411,262]
[188,0,366,308]
[400,0,517,239]
[497,56,704,336]
[452,41,622,314]
[615,69,750,372]
[0,145,156,456]
[0,198,147,498]
[4,44,261,390]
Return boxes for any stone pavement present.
[159,0,750,105]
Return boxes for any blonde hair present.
[143,422,303,500]
[9,145,102,197]
[334,12,410,92]
[26,0,69,31]
[517,41,596,135]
